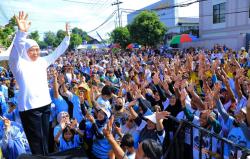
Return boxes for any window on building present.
[249,4,250,18]
[213,3,226,24]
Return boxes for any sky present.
[0,0,198,40]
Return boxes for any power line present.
[87,10,117,33]
[93,0,112,12]
[112,0,122,27]
[121,0,206,13]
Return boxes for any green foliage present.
[129,11,167,47]
[44,31,57,47]
[5,16,16,31]
[29,31,40,42]
[82,31,90,42]
[72,27,83,35]
[42,27,84,50]
[38,41,48,49]
[69,33,82,50]
[72,27,89,42]
[110,26,131,49]
[0,16,16,48]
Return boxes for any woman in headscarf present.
[9,11,70,155]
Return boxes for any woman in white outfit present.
[9,11,70,155]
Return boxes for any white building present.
[127,0,199,41]
[182,0,250,50]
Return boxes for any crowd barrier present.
[163,116,250,159]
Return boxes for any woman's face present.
[60,113,70,124]
[146,120,156,130]
[64,130,73,141]
[72,85,78,94]
[199,112,208,127]
[170,96,176,106]
[126,117,135,129]
[97,109,106,121]
[153,92,160,101]
[78,88,87,97]
[28,46,40,61]
[207,77,212,87]
[242,81,248,95]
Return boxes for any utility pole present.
[112,0,123,27]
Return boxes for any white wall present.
[180,34,245,50]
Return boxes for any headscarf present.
[22,39,39,61]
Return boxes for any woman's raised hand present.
[15,11,31,32]
[66,22,71,36]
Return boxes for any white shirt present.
[9,31,70,111]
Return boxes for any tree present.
[110,26,131,49]
[38,41,48,49]
[81,31,90,42]
[29,31,40,42]
[54,29,66,46]
[69,33,82,50]
[44,31,57,47]
[0,16,16,48]
[129,11,167,47]
[72,27,83,35]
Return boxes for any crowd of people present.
[1,11,250,159]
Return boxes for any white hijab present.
[22,39,39,61]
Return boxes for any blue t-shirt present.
[225,127,250,158]
[59,135,80,151]
[54,95,69,115]
[91,124,112,159]
[70,94,83,123]
[92,138,112,159]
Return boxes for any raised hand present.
[103,116,114,139]
[212,82,221,100]
[4,118,11,131]
[60,121,66,130]
[134,89,142,99]
[15,11,31,32]
[235,68,244,79]
[66,22,71,36]
[174,80,181,89]
[211,59,219,73]
[52,69,58,79]
[70,118,78,129]
[162,81,169,92]
[127,100,137,108]
[86,113,95,124]
[180,79,188,90]
[180,89,188,103]
[155,111,171,121]
[58,74,65,85]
